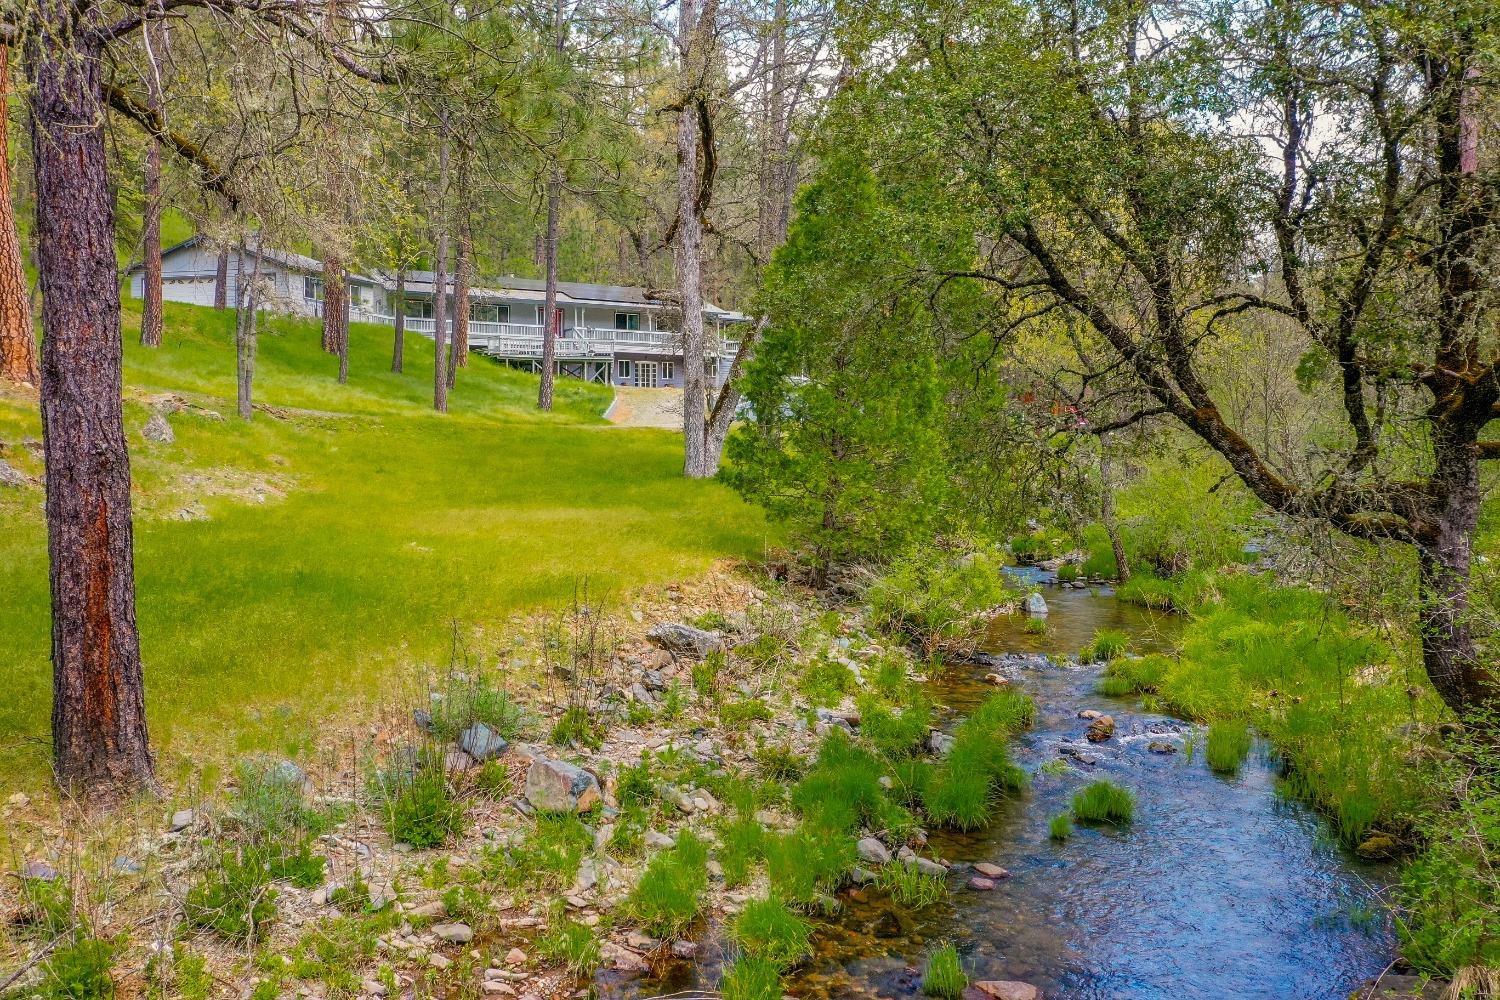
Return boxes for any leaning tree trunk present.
[336,276,349,385]
[27,13,155,799]
[212,247,229,310]
[391,268,406,373]
[1100,455,1130,582]
[138,22,166,348]
[1417,434,1499,728]
[538,163,562,411]
[0,45,38,385]
[702,316,764,476]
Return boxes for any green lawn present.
[0,300,770,789]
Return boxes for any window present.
[615,312,640,331]
[663,361,674,381]
[474,303,509,324]
[303,276,324,301]
[404,299,433,319]
[616,360,632,379]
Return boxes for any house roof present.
[125,234,379,284]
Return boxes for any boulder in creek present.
[1355,833,1399,860]
[1086,715,1116,742]
[856,837,892,865]
[646,622,724,659]
[524,758,602,813]
[1022,593,1048,617]
[972,982,1042,1000]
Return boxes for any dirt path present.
[605,387,683,430]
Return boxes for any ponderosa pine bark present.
[538,163,561,411]
[448,150,471,389]
[391,268,406,373]
[212,247,229,310]
[0,45,38,386]
[236,234,262,419]
[27,8,155,799]
[321,256,345,356]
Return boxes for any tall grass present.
[1204,722,1253,776]
[1070,780,1135,825]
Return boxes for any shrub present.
[792,732,909,834]
[874,862,946,908]
[922,943,967,999]
[1056,564,1080,583]
[800,656,856,707]
[920,691,1032,829]
[720,956,784,1000]
[1071,780,1135,826]
[1022,617,1048,636]
[184,849,285,942]
[922,767,993,830]
[867,548,1010,649]
[730,897,814,968]
[40,937,116,1000]
[374,755,465,848]
[1096,653,1171,697]
[536,918,602,977]
[504,813,594,888]
[230,758,335,841]
[474,759,513,799]
[1078,628,1129,664]
[549,705,601,748]
[755,743,807,783]
[692,651,725,699]
[625,832,710,938]
[1049,813,1073,840]
[1204,722,1253,776]
[1398,776,1500,976]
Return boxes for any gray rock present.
[413,708,434,733]
[432,922,473,944]
[928,730,956,755]
[459,723,508,761]
[142,412,175,444]
[972,982,1042,1000]
[645,829,676,850]
[169,808,197,832]
[524,758,601,813]
[1022,592,1048,616]
[408,900,447,919]
[629,683,656,705]
[856,837,892,865]
[646,622,724,659]
[913,856,947,877]
[21,861,57,881]
[444,750,477,774]
[670,940,698,959]
[641,669,667,691]
[0,458,27,488]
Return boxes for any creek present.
[608,571,1398,999]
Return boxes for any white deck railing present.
[378,317,737,357]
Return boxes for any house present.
[125,236,748,389]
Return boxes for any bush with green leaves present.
[919,691,1032,830]
[800,656,856,707]
[922,943,967,999]
[721,698,775,728]
[549,705,602,748]
[719,956,784,1000]
[867,548,1011,649]
[624,832,710,938]
[185,845,307,942]
[1071,780,1135,826]
[730,896,814,968]
[40,937,116,1000]
[791,731,912,835]
[718,815,770,887]
[498,813,594,889]
[229,758,337,841]
[857,693,934,759]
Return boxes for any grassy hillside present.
[0,300,770,789]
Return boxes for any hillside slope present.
[0,301,768,787]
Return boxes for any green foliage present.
[1096,654,1172,697]
[1078,628,1129,664]
[791,732,911,835]
[920,691,1032,829]
[427,674,527,743]
[730,897,814,969]
[184,846,301,941]
[1071,781,1135,826]
[501,814,594,889]
[549,705,602,748]
[721,698,775,728]
[624,832,710,939]
[800,655,856,707]
[230,758,338,841]
[857,693,934,759]
[764,828,856,908]
[1204,722,1253,776]
[866,549,1011,649]
[1056,564,1080,583]
[473,759,513,799]
[922,943,967,999]
[1049,813,1073,841]
[754,743,807,783]
[40,938,116,1000]
[692,651,726,699]
[874,862,947,908]
[1022,616,1048,636]
[371,753,465,848]
[717,816,770,887]
[536,919,602,977]
[719,956,785,1000]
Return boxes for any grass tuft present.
[730,896,814,968]
[1205,721,1253,776]
[921,942,967,999]
[1071,780,1135,826]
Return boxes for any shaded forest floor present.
[0,301,769,790]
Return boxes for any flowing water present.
[605,573,1398,1000]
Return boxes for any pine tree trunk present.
[336,280,349,384]
[538,163,562,411]
[391,268,406,373]
[433,127,450,413]
[138,23,166,348]
[448,150,472,388]
[27,13,155,800]
[0,45,38,385]
[213,247,229,310]
[321,256,344,355]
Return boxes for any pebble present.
[967,877,996,891]
[432,922,473,944]
[504,947,527,965]
[856,837,892,865]
[429,954,451,970]
[973,862,1008,879]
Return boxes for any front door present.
[634,362,660,388]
